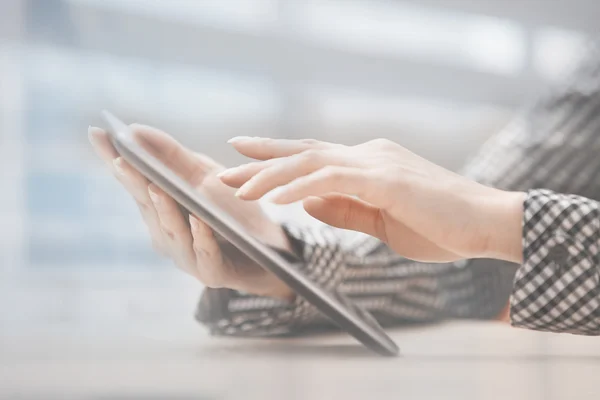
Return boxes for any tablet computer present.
[101,110,399,357]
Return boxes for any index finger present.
[227,137,341,160]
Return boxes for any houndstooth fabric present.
[196,225,350,336]
[197,41,600,337]
[196,226,516,336]
[511,190,600,335]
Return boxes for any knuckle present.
[301,149,322,162]
[192,241,209,257]
[300,138,320,146]
[366,138,395,149]
[151,190,166,203]
[160,224,176,240]
[321,165,342,179]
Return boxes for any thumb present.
[302,194,387,242]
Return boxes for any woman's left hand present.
[218,137,525,264]
[89,126,295,300]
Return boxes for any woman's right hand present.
[219,137,525,264]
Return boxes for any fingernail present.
[88,126,98,145]
[227,136,253,144]
[189,215,199,230]
[148,185,161,205]
[217,168,236,178]
[113,158,125,176]
[235,187,247,198]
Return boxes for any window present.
[290,0,526,75]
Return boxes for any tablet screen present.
[101,110,399,356]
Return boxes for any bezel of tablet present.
[101,110,399,357]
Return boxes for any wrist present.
[480,189,525,264]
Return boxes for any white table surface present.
[1,319,599,400]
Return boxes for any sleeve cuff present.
[510,189,600,335]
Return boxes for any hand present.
[88,125,295,300]
[218,137,525,264]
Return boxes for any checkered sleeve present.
[195,222,516,337]
[511,189,600,335]
[195,225,348,336]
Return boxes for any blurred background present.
[0,0,599,397]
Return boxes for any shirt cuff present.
[510,189,600,335]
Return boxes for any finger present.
[88,127,167,254]
[217,159,278,188]
[130,124,211,185]
[148,184,198,277]
[303,194,459,260]
[88,126,119,167]
[234,150,349,200]
[268,166,390,208]
[113,157,153,204]
[112,158,167,254]
[228,137,341,160]
[302,194,386,241]
[189,215,228,288]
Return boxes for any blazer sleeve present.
[195,224,516,337]
[510,189,600,335]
